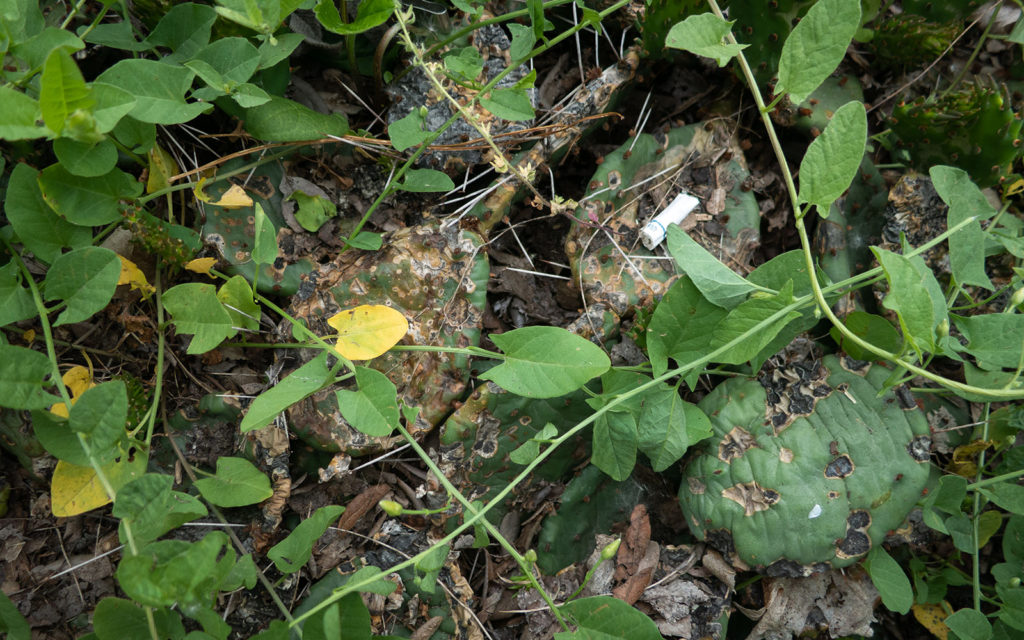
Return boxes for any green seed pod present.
[679,355,934,576]
[380,500,404,517]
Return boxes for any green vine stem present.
[707,0,1024,400]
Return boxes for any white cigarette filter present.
[639,192,700,250]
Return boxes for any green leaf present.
[637,389,709,472]
[39,49,93,136]
[92,598,165,640]
[388,109,431,152]
[797,101,866,218]
[217,275,261,333]
[162,283,236,354]
[230,83,272,108]
[288,191,337,232]
[346,566,398,595]
[508,23,536,60]
[665,13,747,66]
[44,246,121,326]
[194,457,273,507]
[0,87,49,140]
[931,165,997,290]
[268,505,345,573]
[94,59,209,124]
[979,483,1024,514]
[32,410,90,466]
[922,474,968,532]
[592,412,637,481]
[241,95,349,142]
[865,546,912,614]
[0,261,36,327]
[444,46,484,83]
[241,352,333,431]
[0,589,30,640]
[776,0,861,104]
[830,311,903,360]
[348,231,383,251]
[556,596,664,640]
[190,37,260,87]
[5,163,91,263]
[398,168,455,193]
[666,225,754,309]
[480,87,535,121]
[952,314,1024,371]
[315,0,394,35]
[252,203,279,265]
[53,137,118,178]
[11,25,85,69]
[113,474,207,546]
[145,2,217,62]
[90,82,137,134]
[479,326,611,398]
[871,247,947,355]
[258,33,305,69]
[68,381,127,464]
[510,423,558,465]
[946,608,993,640]
[306,593,372,640]
[710,282,801,365]
[336,366,400,437]
[37,164,142,226]
[646,276,728,380]
[83,22,150,52]
[116,531,236,610]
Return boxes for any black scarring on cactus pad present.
[679,354,935,577]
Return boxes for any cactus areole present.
[679,355,934,577]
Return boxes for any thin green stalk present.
[395,425,570,630]
[971,403,991,611]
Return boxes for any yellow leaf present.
[51,452,147,517]
[186,257,219,275]
[193,176,214,203]
[118,256,155,295]
[146,143,180,194]
[50,366,95,417]
[214,184,253,209]
[912,602,949,640]
[327,305,409,360]
[23,329,35,344]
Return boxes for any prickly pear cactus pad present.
[679,354,934,577]
[565,120,759,322]
[278,222,489,454]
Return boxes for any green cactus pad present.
[888,83,1023,188]
[280,223,489,455]
[679,354,934,576]
[565,120,760,327]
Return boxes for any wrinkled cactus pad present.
[279,223,489,455]
[435,382,591,523]
[679,355,934,576]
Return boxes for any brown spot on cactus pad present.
[824,455,854,479]
[718,426,758,463]
[721,482,781,516]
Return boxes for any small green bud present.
[523,549,537,563]
[1011,287,1024,309]
[379,499,404,517]
[419,105,429,118]
[600,538,621,560]
[936,319,949,338]
[1011,577,1022,588]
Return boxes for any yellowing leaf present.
[23,329,35,344]
[214,184,253,209]
[327,305,408,360]
[146,143,180,194]
[50,365,95,417]
[912,602,950,640]
[118,255,155,295]
[51,452,147,517]
[186,257,219,275]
